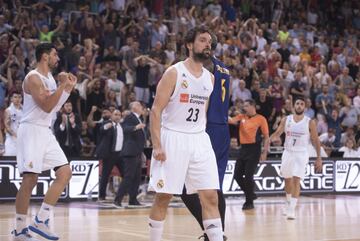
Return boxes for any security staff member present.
[229,99,270,210]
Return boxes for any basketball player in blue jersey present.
[181,34,230,241]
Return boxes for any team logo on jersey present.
[181,80,188,89]
[157,179,164,189]
[216,65,230,75]
[180,93,189,103]
[203,86,209,92]
[28,162,33,169]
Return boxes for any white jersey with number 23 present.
[161,61,213,133]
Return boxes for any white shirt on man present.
[114,122,123,151]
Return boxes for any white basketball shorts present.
[148,128,220,194]
[280,149,309,179]
[17,123,68,174]
[4,135,17,156]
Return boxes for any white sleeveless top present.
[284,115,311,152]
[6,103,22,138]
[161,61,213,133]
[21,69,66,127]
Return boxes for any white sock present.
[290,197,298,209]
[286,193,291,203]
[149,218,164,241]
[15,214,27,233]
[37,202,54,222]
[203,218,223,241]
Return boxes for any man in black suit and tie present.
[54,101,82,157]
[96,109,124,201]
[114,101,146,207]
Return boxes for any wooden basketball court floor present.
[0,195,359,241]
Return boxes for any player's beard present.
[193,48,211,63]
[295,108,304,115]
[48,60,58,71]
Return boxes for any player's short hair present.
[35,43,56,62]
[244,99,256,106]
[294,96,305,105]
[184,25,212,56]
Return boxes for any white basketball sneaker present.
[287,208,296,220]
[11,228,40,241]
[282,201,290,216]
[28,216,59,240]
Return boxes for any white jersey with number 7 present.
[284,114,311,152]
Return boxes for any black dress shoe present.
[128,200,143,206]
[113,200,123,208]
[242,202,254,210]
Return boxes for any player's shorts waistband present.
[161,126,205,134]
[284,148,308,153]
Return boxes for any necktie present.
[65,115,71,146]
[112,123,117,152]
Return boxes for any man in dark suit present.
[96,109,124,201]
[114,101,146,207]
[54,100,82,157]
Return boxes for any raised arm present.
[86,106,98,128]
[150,67,177,162]
[143,55,159,65]
[52,19,65,34]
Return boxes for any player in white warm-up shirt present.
[4,92,22,156]
[270,97,322,220]
[11,43,77,241]
[148,26,223,241]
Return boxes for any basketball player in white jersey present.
[270,97,322,220]
[11,43,77,241]
[148,26,223,241]
[4,92,23,156]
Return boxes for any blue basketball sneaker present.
[28,216,59,240]
[11,227,40,241]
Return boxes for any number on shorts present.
[186,108,199,122]
[293,139,297,146]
